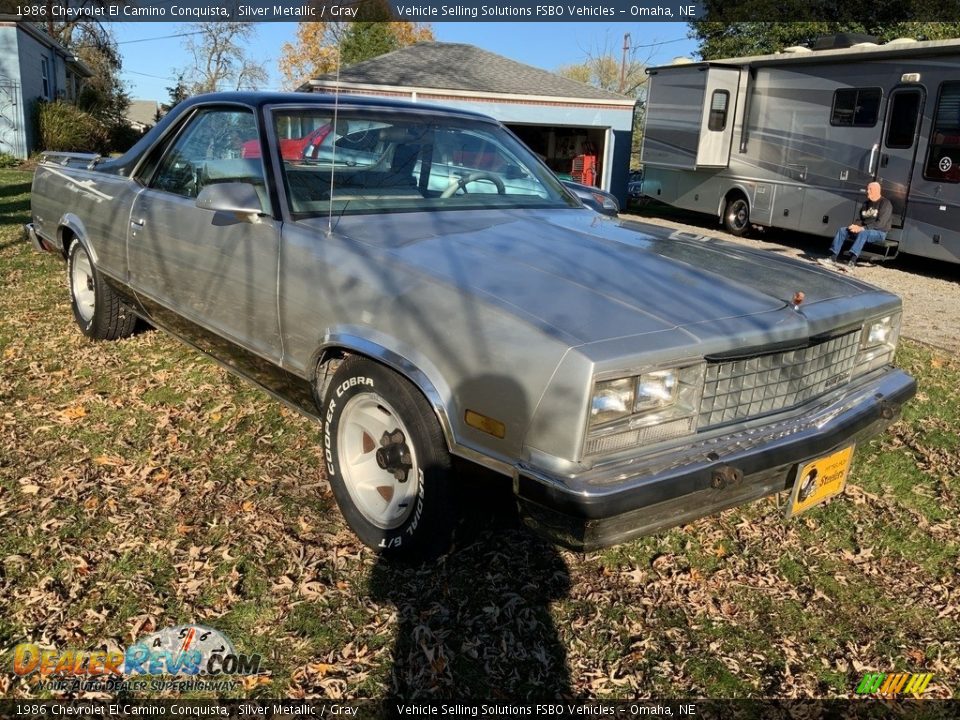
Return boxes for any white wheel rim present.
[71,249,96,322]
[337,393,420,530]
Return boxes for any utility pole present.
[619,32,631,93]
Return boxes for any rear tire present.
[723,196,751,236]
[67,241,136,340]
[321,356,457,560]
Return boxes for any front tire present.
[321,356,457,560]
[723,196,751,236]
[67,241,136,340]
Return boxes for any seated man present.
[819,182,892,269]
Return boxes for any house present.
[0,19,92,158]
[299,42,637,204]
[126,99,161,133]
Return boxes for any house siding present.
[0,23,83,158]
[0,24,25,157]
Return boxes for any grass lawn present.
[0,167,957,699]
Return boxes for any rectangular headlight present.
[855,313,901,376]
[635,369,678,412]
[586,364,704,456]
[591,377,635,426]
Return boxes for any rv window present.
[708,90,729,132]
[831,88,882,127]
[923,82,960,183]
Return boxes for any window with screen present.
[923,82,960,183]
[708,90,730,132]
[831,88,882,127]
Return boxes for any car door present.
[128,105,282,363]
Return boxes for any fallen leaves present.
[1,221,959,701]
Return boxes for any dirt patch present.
[622,204,960,355]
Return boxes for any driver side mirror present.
[195,182,264,222]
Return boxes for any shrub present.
[35,100,109,153]
[0,152,20,168]
[108,122,146,154]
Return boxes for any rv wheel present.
[723,197,751,236]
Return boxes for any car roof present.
[177,90,495,121]
[98,90,499,178]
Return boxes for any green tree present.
[690,20,960,60]
[162,76,189,114]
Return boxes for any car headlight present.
[591,377,635,425]
[586,364,704,456]
[856,312,901,375]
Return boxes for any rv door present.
[696,68,741,168]
[877,85,926,227]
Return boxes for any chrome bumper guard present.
[516,368,916,550]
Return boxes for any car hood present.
[321,209,891,348]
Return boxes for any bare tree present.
[182,22,269,94]
[556,34,658,167]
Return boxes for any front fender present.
[313,326,517,478]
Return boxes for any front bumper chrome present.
[516,367,916,550]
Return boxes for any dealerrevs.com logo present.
[12,625,263,692]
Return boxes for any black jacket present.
[860,197,893,233]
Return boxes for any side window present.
[41,58,50,99]
[151,108,263,200]
[831,87,882,127]
[923,82,960,183]
[708,90,729,131]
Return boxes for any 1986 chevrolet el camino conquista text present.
[27,92,916,559]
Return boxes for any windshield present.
[267,107,577,216]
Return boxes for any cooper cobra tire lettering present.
[319,357,456,560]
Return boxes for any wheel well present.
[314,347,350,404]
[314,346,455,453]
[59,227,76,260]
[721,188,748,216]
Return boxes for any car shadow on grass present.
[367,473,573,700]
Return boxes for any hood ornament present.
[792,291,805,310]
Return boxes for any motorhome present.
[640,36,960,264]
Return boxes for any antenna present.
[327,43,342,236]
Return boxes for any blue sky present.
[112,22,699,101]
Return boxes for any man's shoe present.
[847,255,858,269]
[816,256,838,267]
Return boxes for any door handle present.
[130,218,145,228]
[868,143,880,174]
[881,154,889,168]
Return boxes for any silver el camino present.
[27,92,915,559]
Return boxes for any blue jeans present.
[830,227,886,258]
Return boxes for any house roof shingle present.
[309,42,634,103]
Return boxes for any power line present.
[631,37,691,50]
[115,30,204,45]
[73,29,204,50]
[122,69,180,82]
